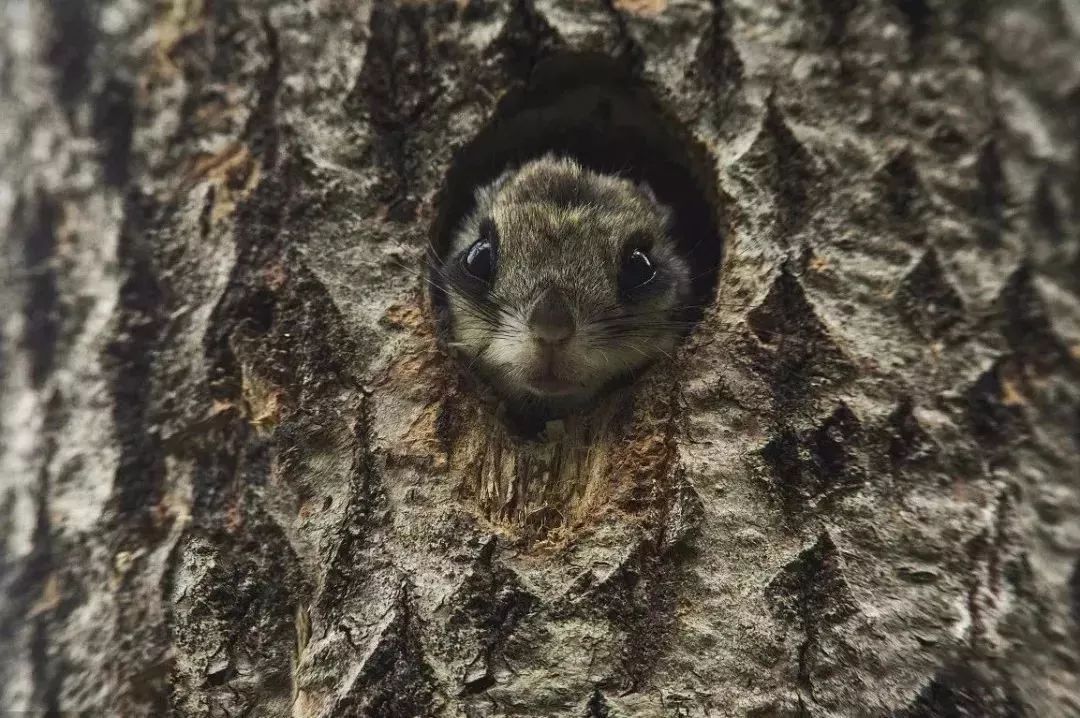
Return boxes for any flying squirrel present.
[437,154,693,418]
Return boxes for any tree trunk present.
[2,0,1080,715]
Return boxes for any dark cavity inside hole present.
[428,52,724,428]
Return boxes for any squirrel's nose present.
[528,287,575,344]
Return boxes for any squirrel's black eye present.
[462,219,498,283]
[618,248,657,297]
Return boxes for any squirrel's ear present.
[638,181,674,227]
[491,167,516,192]
[474,168,516,211]
[637,181,660,205]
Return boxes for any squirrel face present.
[440,155,691,416]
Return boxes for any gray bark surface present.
[2,0,1080,715]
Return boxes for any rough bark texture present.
[2,0,1080,716]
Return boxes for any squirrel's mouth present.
[523,357,582,396]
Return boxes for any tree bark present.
[2,0,1080,716]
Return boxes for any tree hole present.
[428,51,724,425]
